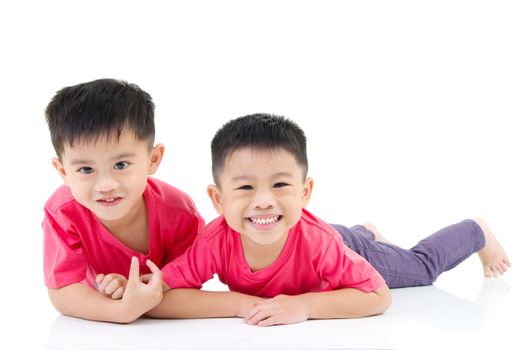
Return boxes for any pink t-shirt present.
[43,177,204,289]
[162,209,385,297]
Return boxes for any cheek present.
[282,195,305,217]
[223,211,244,232]
[76,177,99,194]
[127,176,149,195]
[224,202,241,217]
[69,185,91,204]
[223,201,245,222]
[280,191,303,205]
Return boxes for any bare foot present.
[363,223,395,245]
[473,218,511,278]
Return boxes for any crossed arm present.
[47,257,163,324]
[50,263,391,325]
[146,283,391,326]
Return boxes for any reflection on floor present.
[45,276,522,350]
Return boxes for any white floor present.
[30,255,523,350]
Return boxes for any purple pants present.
[330,220,485,288]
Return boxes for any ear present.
[301,177,314,208]
[51,157,69,186]
[207,184,224,215]
[147,143,165,175]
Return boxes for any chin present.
[252,232,287,246]
[93,210,125,222]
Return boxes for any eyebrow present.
[230,171,295,182]
[69,152,137,166]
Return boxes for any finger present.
[105,278,123,295]
[96,274,104,284]
[146,259,161,274]
[128,256,139,283]
[257,315,281,327]
[94,274,104,290]
[244,305,262,323]
[145,260,161,285]
[246,309,272,325]
[111,286,125,300]
[99,274,116,294]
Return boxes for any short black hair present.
[211,113,308,184]
[45,78,155,158]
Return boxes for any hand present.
[121,257,163,318]
[95,273,128,299]
[138,273,155,284]
[235,294,266,319]
[244,294,309,326]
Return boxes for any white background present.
[0,1,526,349]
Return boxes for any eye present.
[114,161,130,170]
[78,167,94,175]
[236,185,254,190]
[273,182,290,188]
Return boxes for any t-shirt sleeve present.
[318,236,386,293]
[164,209,205,264]
[43,210,88,288]
[161,236,216,289]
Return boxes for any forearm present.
[48,283,141,323]
[147,288,262,319]
[300,284,391,319]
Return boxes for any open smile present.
[246,215,282,229]
[96,197,123,207]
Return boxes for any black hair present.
[211,113,308,184]
[45,78,155,158]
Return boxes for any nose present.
[252,188,275,209]
[94,172,119,193]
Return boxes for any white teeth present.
[250,216,279,225]
[101,198,116,202]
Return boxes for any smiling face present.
[52,129,164,230]
[208,147,313,247]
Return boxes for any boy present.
[43,79,204,323]
[147,114,392,325]
[145,114,510,326]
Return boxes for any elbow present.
[373,284,392,316]
[351,284,391,318]
[47,286,139,324]
[48,288,69,316]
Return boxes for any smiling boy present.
[148,114,391,325]
[143,113,510,326]
[43,79,203,322]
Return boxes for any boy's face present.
[52,130,164,227]
[208,147,313,247]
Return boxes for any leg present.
[331,220,487,288]
[472,218,511,277]
[363,223,397,245]
[331,223,436,287]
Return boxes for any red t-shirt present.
[43,177,204,288]
[162,209,385,297]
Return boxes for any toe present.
[484,266,493,278]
